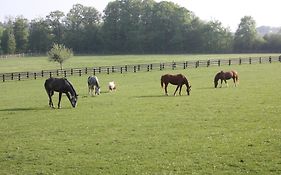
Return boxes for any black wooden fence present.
[1,56,280,82]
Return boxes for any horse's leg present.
[225,80,228,87]
[220,79,223,88]
[179,85,183,96]
[164,83,168,96]
[174,85,179,96]
[233,77,236,87]
[48,91,54,108]
[57,92,63,109]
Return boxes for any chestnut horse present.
[161,74,191,96]
[214,70,239,88]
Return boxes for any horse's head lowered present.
[70,94,78,108]
[186,85,192,95]
[214,71,223,88]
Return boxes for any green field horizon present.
[0,55,281,174]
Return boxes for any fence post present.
[172,62,176,70]
[3,74,5,82]
[107,68,110,74]
[57,70,59,76]
[18,73,21,81]
[98,67,101,73]
[34,73,37,80]
[147,65,150,72]
[138,65,140,71]
[121,67,123,74]
[259,57,262,64]
[269,56,272,63]
[249,58,252,64]
[71,69,73,75]
[49,72,52,77]
[239,58,242,65]
[93,68,96,75]
[41,70,44,77]
[125,65,128,72]
[85,68,88,74]
[228,59,231,66]
[218,60,221,66]
[279,55,281,62]
[207,60,210,67]
[26,72,29,78]
[160,63,162,70]
[195,61,199,68]
[112,66,115,73]
[134,66,136,73]
[79,70,82,76]
[150,64,153,70]
[11,73,13,80]
[64,70,67,77]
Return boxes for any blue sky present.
[1,0,280,32]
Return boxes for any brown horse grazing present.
[214,70,239,88]
[161,74,191,96]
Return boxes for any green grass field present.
[0,53,279,73]
[0,55,281,174]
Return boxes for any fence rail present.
[1,56,280,82]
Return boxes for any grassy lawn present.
[0,53,279,73]
[0,61,281,174]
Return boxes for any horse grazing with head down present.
[214,70,239,88]
[88,76,100,96]
[161,74,191,96]
[44,77,78,108]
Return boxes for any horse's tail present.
[160,76,164,88]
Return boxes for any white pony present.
[108,81,116,91]
[88,76,100,96]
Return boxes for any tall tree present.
[1,20,16,54]
[13,16,29,53]
[65,4,102,53]
[46,11,65,44]
[29,18,53,53]
[0,22,4,54]
[234,16,261,52]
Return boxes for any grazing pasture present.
[0,62,281,174]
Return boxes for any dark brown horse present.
[44,77,78,108]
[161,74,191,96]
[214,70,239,88]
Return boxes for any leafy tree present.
[47,43,73,70]
[13,16,29,53]
[1,20,16,54]
[263,33,281,52]
[46,11,65,44]
[29,18,53,53]
[64,4,102,53]
[0,22,4,54]
[234,16,262,52]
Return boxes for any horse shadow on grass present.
[0,106,53,112]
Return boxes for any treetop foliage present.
[0,0,281,55]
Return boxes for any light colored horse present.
[108,81,116,91]
[88,76,100,96]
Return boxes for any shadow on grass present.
[134,94,187,98]
[0,106,72,112]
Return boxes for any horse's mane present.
[64,78,77,96]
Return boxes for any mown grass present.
[0,53,279,73]
[0,61,281,174]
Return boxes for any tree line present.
[0,0,281,55]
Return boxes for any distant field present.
[0,53,279,73]
[0,62,280,174]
